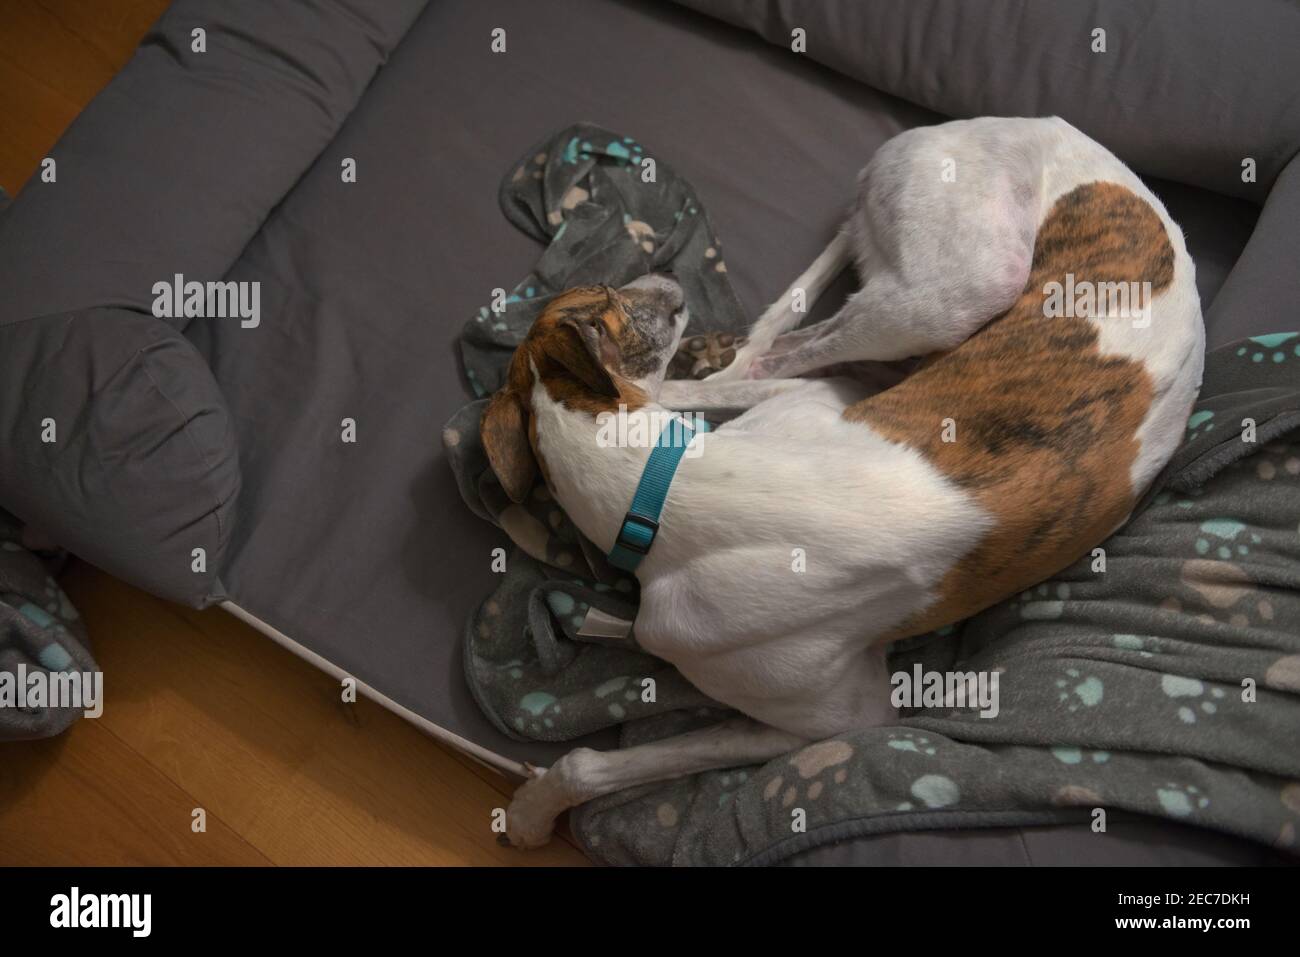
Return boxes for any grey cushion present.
[673,0,1300,201]
[0,0,428,605]
[1207,156,1300,347]
[0,309,239,605]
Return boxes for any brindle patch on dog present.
[482,287,651,499]
[504,286,650,417]
[845,181,1175,638]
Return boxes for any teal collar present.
[607,413,710,572]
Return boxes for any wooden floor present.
[0,0,587,865]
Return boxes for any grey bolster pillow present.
[0,0,428,605]
[674,0,1300,202]
[0,309,239,606]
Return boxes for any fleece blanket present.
[444,126,1300,865]
[0,511,96,740]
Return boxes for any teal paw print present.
[1055,668,1103,712]
[1235,332,1300,365]
[1156,782,1209,817]
[1185,409,1215,438]
[1195,518,1259,560]
[564,136,643,167]
[1111,634,1155,658]
[546,590,591,632]
[1051,746,1111,765]
[887,732,937,756]
[715,769,750,810]
[594,674,642,721]
[1160,674,1225,724]
[899,773,960,811]
[514,690,562,734]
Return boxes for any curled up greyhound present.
[479,116,1205,848]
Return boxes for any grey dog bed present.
[2,0,1299,863]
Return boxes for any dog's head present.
[480,273,688,502]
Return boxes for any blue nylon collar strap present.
[607,414,709,572]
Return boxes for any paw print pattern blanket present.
[0,511,96,740]
[445,125,1300,864]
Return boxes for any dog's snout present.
[620,272,684,311]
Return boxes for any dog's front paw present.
[671,332,747,380]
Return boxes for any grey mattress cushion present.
[187,0,1268,769]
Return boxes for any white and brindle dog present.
[480,116,1204,847]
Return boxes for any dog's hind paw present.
[506,775,563,849]
[670,331,747,380]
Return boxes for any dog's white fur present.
[501,117,1204,847]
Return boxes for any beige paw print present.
[1179,556,1281,630]
[1052,784,1103,807]
[625,220,656,254]
[1265,655,1300,692]
[763,740,854,808]
[547,186,590,226]
[1253,441,1300,481]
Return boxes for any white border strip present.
[220,601,525,778]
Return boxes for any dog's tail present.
[712,229,853,379]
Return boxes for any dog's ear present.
[480,389,537,503]
[550,316,620,397]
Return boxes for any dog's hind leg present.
[705,231,853,382]
[505,718,806,848]
[734,121,1047,380]
[743,279,926,378]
